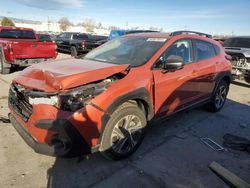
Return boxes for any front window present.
[163,39,192,63]
[84,36,166,67]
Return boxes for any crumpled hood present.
[14,58,129,92]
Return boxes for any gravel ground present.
[0,53,250,188]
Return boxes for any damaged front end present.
[8,77,120,157]
[225,51,250,83]
[10,76,119,120]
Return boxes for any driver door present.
[152,39,200,116]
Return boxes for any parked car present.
[8,31,231,160]
[223,36,250,83]
[88,34,108,45]
[55,32,105,57]
[0,26,57,74]
[108,29,158,40]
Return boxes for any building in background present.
[0,17,109,35]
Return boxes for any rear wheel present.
[70,46,78,57]
[100,102,147,160]
[206,80,229,112]
[244,75,250,83]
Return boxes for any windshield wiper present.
[85,57,115,64]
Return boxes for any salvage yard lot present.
[0,53,250,188]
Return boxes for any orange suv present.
[8,31,231,159]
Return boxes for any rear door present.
[152,39,200,116]
[61,33,72,51]
[192,39,218,100]
[56,33,71,51]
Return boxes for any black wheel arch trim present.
[98,88,154,145]
[213,70,231,95]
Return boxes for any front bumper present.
[9,113,91,157]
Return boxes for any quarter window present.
[195,40,216,60]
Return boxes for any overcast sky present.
[0,0,250,35]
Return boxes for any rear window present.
[37,34,52,42]
[0,29,36,39]
[195,40,216,60]
[72,34,89,40]
[224,38,250,48]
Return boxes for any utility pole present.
[47,16,50,31]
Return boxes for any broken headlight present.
[57,79,112,111]
[58,87,96,111]
[28,79,113,112]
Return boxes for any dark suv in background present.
[55,32,107,57]
[224,36,250,83]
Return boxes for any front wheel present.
[100,102,147,160]
[70,46,78,57]
[205,80,229,112]
[244,75,250,83]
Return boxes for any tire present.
[0,57,11,74]
[70,46,78,57]
[244,76,250,83]
[100,102,147,160]
[205,80,229,112]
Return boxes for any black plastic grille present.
[8,84,33,122]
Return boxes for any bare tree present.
[82,18,96,32]
[149,26,163,32]
[108,25,120,31]
[130,26,139,30]
[58,17,72,31]
[96,22,103,29]
[1,17,15,26]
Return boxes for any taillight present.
[81,41,86,47]
[6,43,13,55]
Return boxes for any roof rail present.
[170,31,212,38]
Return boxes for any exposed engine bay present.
[225,51,250,83]
[223,37,250,83]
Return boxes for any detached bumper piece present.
[9,114,91,158]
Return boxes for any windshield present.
[224,38,250,48]
[0,29,36,39]
[84,36,166,67]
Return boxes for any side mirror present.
[162,55,184,73]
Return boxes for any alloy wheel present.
[110,114,143,154]
[215,85,227,109]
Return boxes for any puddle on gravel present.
[0,96,8,100]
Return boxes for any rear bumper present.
[12,58,56,67]
[9,113,92,157]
